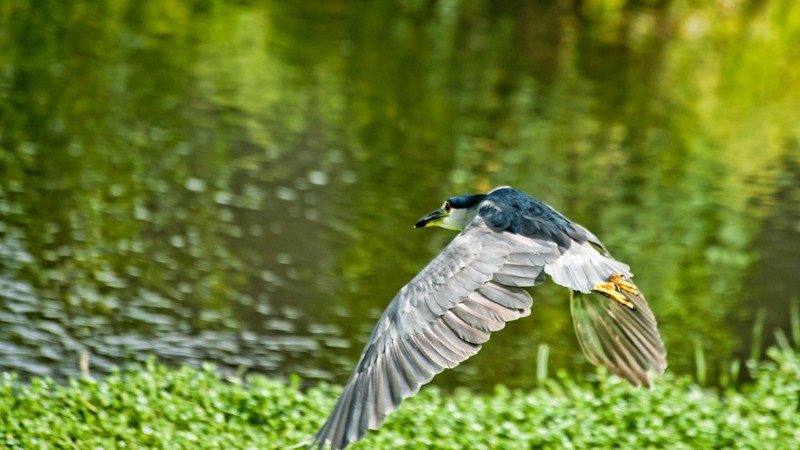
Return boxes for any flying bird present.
[311,186,666,449]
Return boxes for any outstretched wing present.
[312,219,560,449]
[543,224,667,387]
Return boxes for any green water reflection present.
[1,0,799,389]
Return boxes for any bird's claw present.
[593,275,637,310]
[609,274,639,296]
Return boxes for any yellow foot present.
[593,276,636,310]
[610,274,639,296]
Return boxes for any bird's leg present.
[609,274,639,296]
[592,282,630,307]
[593,275,636,310]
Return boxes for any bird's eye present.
[444,202,451,212]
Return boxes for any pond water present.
[1,0,799,390]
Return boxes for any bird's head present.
[414,194,487,231]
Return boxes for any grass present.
[1,344,799,449]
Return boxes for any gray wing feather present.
[312,220,560,449]
[544,241,632,293]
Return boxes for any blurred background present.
[1,0,799,390]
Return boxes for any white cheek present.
[440,215,461,230]
[442,209,470,230]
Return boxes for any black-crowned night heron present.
[312,186,666,449]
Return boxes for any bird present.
[310,186,666,449]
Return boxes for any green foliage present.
[0,361,318,449]
[2,348,799,449]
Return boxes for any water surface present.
[1,0,799,389]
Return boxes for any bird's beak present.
[414,208,448,228]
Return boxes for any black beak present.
[414,208,447,228]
